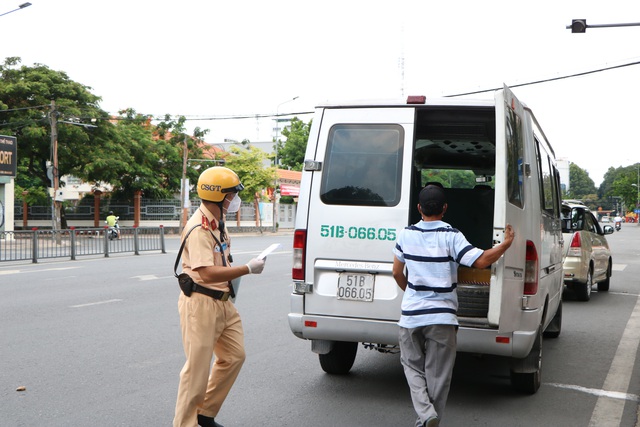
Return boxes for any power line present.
[0,104,49,113]
[445,59,640,97]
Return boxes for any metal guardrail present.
[0,227,166,263]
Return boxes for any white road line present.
[610,291,640,297]
[232,250,291,256]
[0,270,20,275]
[0,266,80,275]
[547,383,639,402]
[612,264,626,272]
[130,275,174,281]
[70,299,123,308]
[589,295,640,427]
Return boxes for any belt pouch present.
[177,273,194,297]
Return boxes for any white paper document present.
[257,243,281,260]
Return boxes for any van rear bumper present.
[288,312,400,345]
[289,312,537,359]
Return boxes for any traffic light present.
[571,19,587,33]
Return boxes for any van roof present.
[315,97,496,109]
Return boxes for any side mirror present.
[602,225,614,235]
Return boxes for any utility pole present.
[50,100,62,235]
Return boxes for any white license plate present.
[337,273,375,302]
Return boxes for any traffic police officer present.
[174,166,266,427]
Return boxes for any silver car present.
[561,201,614,301]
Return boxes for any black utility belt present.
[192,283,232,301]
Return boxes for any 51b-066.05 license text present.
[320,225,396,241]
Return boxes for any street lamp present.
[0,2,31,17]
[272,96,298,233]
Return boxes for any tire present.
[543,300,562,339]
[510,325,542,394]
[575,267,593,302]
[319,341,358,375]
[457,285,490,317]
[597,260,612,292]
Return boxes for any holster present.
[177,273,195,297]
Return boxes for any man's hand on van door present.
[503,224,515,247]
[246,258,266,274]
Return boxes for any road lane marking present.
[0,270,21,275]
[130,275,174,281]
[612,264,626,271]
[232,250,291,256]
[0,266,80,275]
[589,295,640,427]
[547,383,639,402]
[70,299,123,308]
[610,291,640,297]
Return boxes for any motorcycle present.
[615,221,621,232]
[106,216,120,240]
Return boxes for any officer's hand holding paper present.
[246,258,265,274]
[245,243,281,274]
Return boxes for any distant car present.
[561,201,614,301]
[600,216,611,223]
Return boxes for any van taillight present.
[524,240,539,295]
[292,229,307,281]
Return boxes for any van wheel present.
[543,300,562,339]
[597,261,612,292]
[575,268,593,301]
[510,325,542,394]
[319,341,358,375]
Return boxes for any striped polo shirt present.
[392,220,483,328]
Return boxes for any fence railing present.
[12,201,297,230]
[0,227,166,263]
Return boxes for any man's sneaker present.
[198,414,224,427]
[424,416,439,427]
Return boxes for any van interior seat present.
[443,187,495,250]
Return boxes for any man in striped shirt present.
[392,184,514,427]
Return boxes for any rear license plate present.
[337,273,375,302]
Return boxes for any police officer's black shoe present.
[198,414,224,427]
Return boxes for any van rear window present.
[320,124,404,206]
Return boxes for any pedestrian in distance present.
[173,166,266,427]
[392,184,515,427]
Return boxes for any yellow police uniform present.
[173,205,245,427]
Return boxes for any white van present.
[289,86,564,394]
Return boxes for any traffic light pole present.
[567,19,640,33]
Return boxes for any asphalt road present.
[0,227,639,427]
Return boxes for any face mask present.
[226,194,241,214]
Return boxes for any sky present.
[2,0,640,187]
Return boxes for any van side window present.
[320,124,404,206]
[535,137,559,216]
[505,106,524,208]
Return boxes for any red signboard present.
[280,184,300,196]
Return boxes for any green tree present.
[608,164,640,214]
[276,117,311,171]
[567,163,597,202]
[0,57,210,205]
[0,57,108,202]
[223,145,277,226]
